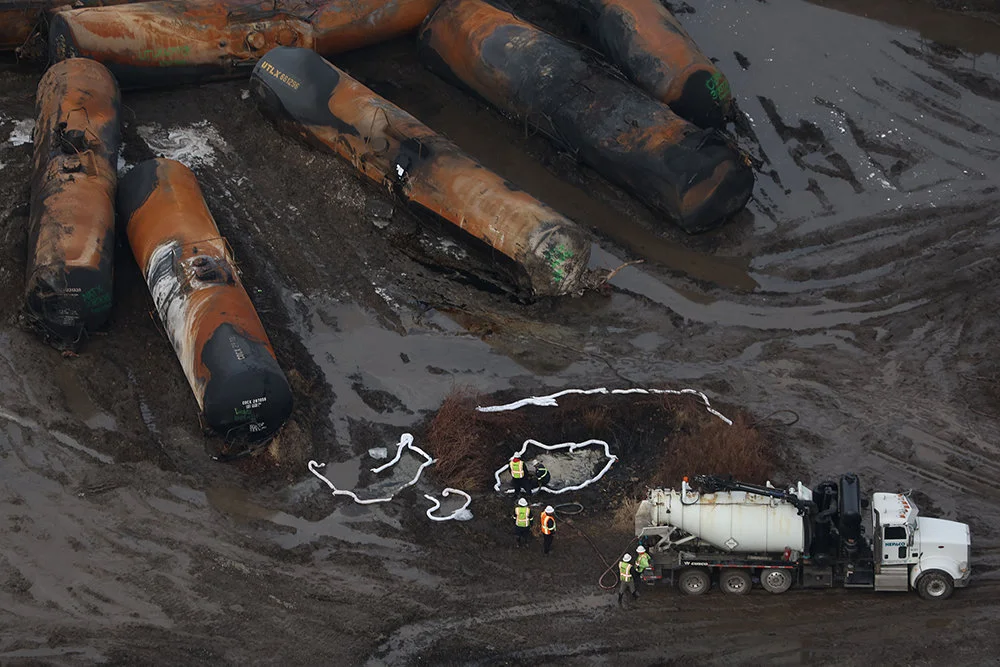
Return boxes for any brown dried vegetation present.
[423,386,528,491]
[423,387,778,495]
[652,399,775,486]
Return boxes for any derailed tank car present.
[251,46,591,298]
[0,0,142,54]
[577,0,734,129]
[48,0,439,90]
[418,0,754,234]
[25,58,121,351]
[117,158,293,446]
[635,474,971,600]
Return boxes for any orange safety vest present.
[510,460,524,478]
[541,512,555,535]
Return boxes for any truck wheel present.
[917,571,954,601]
[677,568,711,596]
[720,569,752,595]
[761,568,793,594]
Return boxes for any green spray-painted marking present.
[137,44,191,66]
[543,243,574,283]
[706,71,731,105]
[81,286,112,313]
[233,406,253,422]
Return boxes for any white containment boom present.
[637,479,813,553]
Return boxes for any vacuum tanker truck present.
[634,473,971,600]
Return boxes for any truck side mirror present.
[861,497,870,510]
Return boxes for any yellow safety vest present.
[541,513,555,535]
[510,460,524,478]
[635,553,651,571]
[515,506,531,527]
[619,560,632,581]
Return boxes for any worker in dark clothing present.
[509,456,526,495]
[540,505,556,554]
[533,460,551,490]
[617,553,637,605]
[514,497,532,547]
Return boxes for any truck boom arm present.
[693,474,816,516]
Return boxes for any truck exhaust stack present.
[577,0,734,129]
[25,58,121,351]
[118,158,293,444]
[47,0,439,90]
[418,0,754,234]
[250,46,592,298]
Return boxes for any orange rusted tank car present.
[0,0,142,54]
[0,1,44,52]
[25,58,121,351]
[48,0,439,89]
[117,158,293,445]
[578,0,734,129]
[419,0,754,234]
[251,46,591,298]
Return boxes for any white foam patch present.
[137,120,227,169]
[8,119,35,146]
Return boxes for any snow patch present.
[137,120,227,169]
[8,119,35,146]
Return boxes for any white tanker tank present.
[636,477,815,553]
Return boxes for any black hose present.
[749,409,800,428]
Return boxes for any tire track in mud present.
[366,593,609,665]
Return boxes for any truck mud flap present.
[418,0,754,234]
[577,0,733,129]
[47,0,439,90]
[117,158,293,446]
[25,58,121,351]
[250,46,592,298]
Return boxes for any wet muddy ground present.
[2,0,1000,664]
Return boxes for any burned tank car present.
[117,158,293,444]
[251,46,591,298]
[25,58,121,350]
[577,0,734,129]
[418,0,754,234]
[47,0,439,90]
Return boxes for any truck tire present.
[719,569,752,595]
[677,568,711,596]
[760,568,793,594]
[917,571,954,601]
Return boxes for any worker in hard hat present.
[617,553,637,605]
[509,456,526,495]
[634,545,651,592]
[540,505,556,554]
[532,459,551,491]
[514,497,532,547]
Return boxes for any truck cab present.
[871,492,971,600]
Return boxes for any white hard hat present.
[545,506,555,514]
[636,546,646,553]
[623,554,632,562]
[518,498,527,507]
